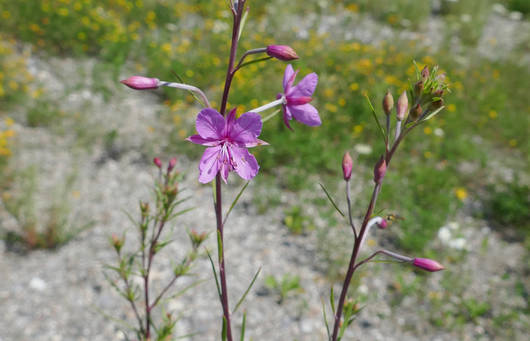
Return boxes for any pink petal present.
[224,108,237,135]
[196,108,225,140]
[187,134,220,147]
[229,112,262,145]
[288,72,318,98]
[198,146,221,184]
[283,64,298,94]
[230,146,259,180]
[282,105,294,130]
[289,103,321,126]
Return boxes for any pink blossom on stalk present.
[412,258,445,272]
[266,45,299,61]
[396,91,408,121]
[168,157,177,172]
[153,157,162,169]
[279,64,321,129]
[342,152,353,181]
[120,76,160,90]
[377,219,388,229]
[187,108,267,184]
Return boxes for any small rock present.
[29,277,47,292]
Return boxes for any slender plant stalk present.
[213,2,247,340]
[331,130,409,341]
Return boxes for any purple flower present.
[187,108,267,184]
[279,64,320,129]
[266,45,299,61]
[120,76,160,90]
[412,258,445,272]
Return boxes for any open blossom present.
[279,64,320,129]
[187,108,267,184]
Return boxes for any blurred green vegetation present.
[0,0,528,253]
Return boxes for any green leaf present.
[217,230,223,263]
[233,267,262,314]
[206,249,223,301]
[240,312,247,341]
[422,106,445,121]
[223,181,250,226]
[364,94,387,144]
[319,183,345,217]
[330,287,336,315]
[321,299,331,340]
[222,317,228,341]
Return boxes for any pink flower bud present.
[342,152,353,181]
[421,66,430,80]
[412,258,445,272]
[382,91,394,116]
[266,45,299,61]
[373,156,387,184]
[167,157,177,172]
[120,76,160,90]
[377,219,388,229]
[153,157,162,169]
[396,91,408,121]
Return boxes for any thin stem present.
[261,109,281,123]
[345,180,357,239]
[358,216,384,251]
[234,48,267,72]
[353,249,412,272]
[249,97,285,114]
[160,82,211,108]
[394,120,402,143]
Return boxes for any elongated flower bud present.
[374,156,387,184]
[421,66,430,81]
[412,258,445,272]
[396,91,408,121]
[383,91,394,116]
[410,103,422,121]
[168,157,177,172]
[342,152,353,181]
[120,76,160,90]
[153,157,162,169]
[266,45,299,61]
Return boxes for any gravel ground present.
[1,7,529,341]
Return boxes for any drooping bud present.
[120,76,160,90]
[421,66,430,81]
[266,45,299,61]
[167,157,177,172]
[410,103,423,121]
[414,80,424,97]
[111,234,124,254]
[382,91,394,116]
[140,201,150,217]
[373,156,387,184]
[153,157,162,169]
[412,258,445,272]
[377,219,388,229]
[342,152,353,181]
[188,229,208,249]
[396,91,408,121]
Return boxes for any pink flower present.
[187,108,267,184]
[120,76,160,90]
[412,258,445,272]
[266,45,299,61]
[342,152,353,181]
[279,64,320,129]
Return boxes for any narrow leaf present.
[223,181,250,226]
[240,312,247,341]
[321,299,331,340]
[422,106,445,121]
[330,287,336,314]
[206,249,222,301]
[233,267,262,314]
[319,183,345,217]
[364,95,387,144]
[222,317,228,341]
[171,70,205,107]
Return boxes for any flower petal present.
[289,104,321,126]
[187,134,220,147]
[288,72,318,98]
[283,64,298,94]
[198,146,221,183]
[229,112,262,145]
[196,108,225,139]
[283,105,294,130]
[230,145,259,180]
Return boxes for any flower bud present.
[111,234,123,254]
[410,103,422,121]
[421,66,430,81]
[412,258,445,272]
[189,229,208,249]
[342,152,353,181]
[373,156,387,184]
[167,157,177,172]
[429,98,444,111]
[120,76,160,90]
[377,219,388,229]
[396,91,408,121]
[266,45,299,61]
[153,157,162,169]
[382,91,394,116]
[414,80,424,97]
[140,201,149,216]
